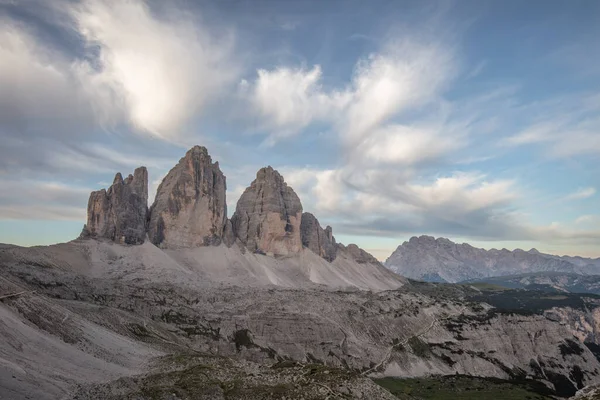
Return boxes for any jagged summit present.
[386,235,598,283]
[231,165,303,256]
[300,212,337,262]
[82,166,148,245]
[147,145,228,249]
[80,146,381,267]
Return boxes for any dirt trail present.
[362,307,466,376]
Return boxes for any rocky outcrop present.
[338,243,380,264]
[83,167,148,245]
[300,212,337,262]
[147,146,228,249]
[231,166,302,256]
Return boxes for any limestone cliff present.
[147,146,228,248]
[83,167,148,245]
[300,212,337,262]
[231,166,302,256]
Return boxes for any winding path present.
[362,307,466,376]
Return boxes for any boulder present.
[83,167,148,245]
[231,166,302,256]
[300,212,337,262]
[147,146,228,248]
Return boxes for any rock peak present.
[253,166,286,186]
[186,145,209,157]
[83,166,148,245]
[300,212,337,262]
[147,146,229,249]
[113,172,123,185]
[231,167,303,256]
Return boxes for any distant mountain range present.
[384,235,600,283]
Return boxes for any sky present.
[0,0,599,260]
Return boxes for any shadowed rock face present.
[147,146,228,249]
[338,243,380,264]
[300,212,337,262]
[231,166,303,256]
[84,167,148,245]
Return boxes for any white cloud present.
[565,187,596,201]
[242,65,349,139]
[243,38,455,149]
[505,120,560,146]
[280,163,600,245]
[361,123,465,165]
[503,96,600,158]
[71,0,238,139]
[342,40,455,145]
[282,165,518,234]
[576,215,600,225]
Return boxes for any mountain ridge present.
[80,145,384,272]
[385,235,600,283]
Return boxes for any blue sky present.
[0,0,599,259]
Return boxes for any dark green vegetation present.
[466,282,511,292]
[464,272,600,296]
[467,287,600,315]
[73,353,392,399]
[373,375,555,400]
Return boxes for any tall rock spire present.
[83,166,148,245]
[147,146,228,248]
[300,212,337,262]
[231,166,303,256]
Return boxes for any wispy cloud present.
[242,37,456,149]
[503,94,600,158]
[565,187,596,201]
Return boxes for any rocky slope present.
[147,146,229,248]
[385,235,600,283]
[82,167,148,245]
[3,245,600,399]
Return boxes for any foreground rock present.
[147,146,229,248]
[300,212,337,262]
[71,354,395,400]
[83,167,148,244]
[231,166,303,256]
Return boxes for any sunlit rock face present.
[147,146,228,249]
[84,167,148,245]
[231,166,303,256]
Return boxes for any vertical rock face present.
[147,146,227,249]
[84,167,148,245]
[231,167,303,256]
[300,212,337,262]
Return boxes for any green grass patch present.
[467,283,510,292]
[373,375,555,400]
